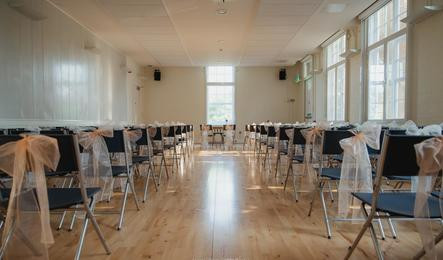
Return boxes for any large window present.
[365,0,407,120]
[325,34,346,121]
[206,66,235,125]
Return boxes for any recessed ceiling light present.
[325,3,347,13]
[216,8,227,15]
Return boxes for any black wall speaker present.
[154,69,161,81]
[279,68,287,80]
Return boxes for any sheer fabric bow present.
[414,137,443,260]
[338,123,381,219]
[301,122,329,189]
[78,128,113,198]
[0,135,60,259]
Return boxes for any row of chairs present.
[199,124,236,148]
[242,123,442,259]
[0,124,194,259]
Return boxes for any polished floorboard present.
[49,147,441,259]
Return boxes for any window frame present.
[361,0,408,122]
[205,66,236,125]
[324,32,347,122]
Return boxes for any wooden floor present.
[49,147,441,259]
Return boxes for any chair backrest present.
[260,125,267,135]
[0,135,22,146]
[255,125,260,133]
[0,134,81,175]
[167,126,175,137]
[293,127,307,145]
[103,130,126,153]
[279,126,291,141]
[321,130,355,155]
[367,129,386,155]
[0,129,5,135]
[136,128,149,146]
[267,126,277,137]
[153,127,163,141]
[245,125,249,132]
[334,125,355,131]
[40,129,66,135]
[8,129,32,135]
[378,135,432,177]
[175,126,182,135]
[388,129,407,135]
[46,135,81,173]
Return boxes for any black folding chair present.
[151,126,170,183]
[0,134,111,259]
[243,125,250,150]
[275,125,291,177]
[307,130,370,239]
[132,128,158,202]
[345,135,439,260]
[103,130,141,230]
[263,126,277,168]
[283,127,308,197]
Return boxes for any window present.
[303,56,314,120]
[325,34,346,121]
[206,66,235,125]
[365,0,407,120]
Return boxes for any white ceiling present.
[50,0,375,67]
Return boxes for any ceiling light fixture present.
[424,0,443,11]
[325,3,347,13]
[216,8,227,15]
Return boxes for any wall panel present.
[0,0,132,127]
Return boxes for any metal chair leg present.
[117,180,130,230]
[57,177,74,230]
[283,163,292,190]
[107,178,115,202]
[275,153,280,178]
[143,163,157,202]
[364,206,384,259]
[375,212,386,240]
[75,197,111,260]
[319,183,332,239]
[386,214,397,239]
[128,174,141,211]
[326,181,334,202]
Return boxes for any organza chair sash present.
[78,128,113,197]
[224,125,235,146]
[414,136,443,259]
[0,135,60,259]
[201,125,210,148]
[301,124,327,189]
[338,123,381,219]
[125,129,142,144]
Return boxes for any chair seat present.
[0,188,101,210]
[111,166,129,176]
[293,155,304,163]
[352,192,442,218]
[331,154,343,162]
[132,155,150,164]
[164,144,174,149]
[388,176,412,181]
[320,167,341,180]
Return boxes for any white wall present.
[0,0,137,127]
[410,11,443,125]
[139,66,300,138]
